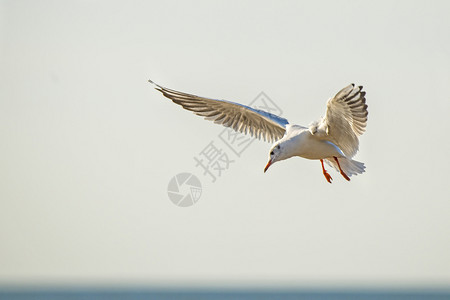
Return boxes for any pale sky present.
[1,0,449,289]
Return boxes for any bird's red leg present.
[320,159,333,183]
[333,156,350,181]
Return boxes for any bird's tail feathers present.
[325,157,365,177]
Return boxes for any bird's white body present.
[150,80,368,182]
[280,125,345,160]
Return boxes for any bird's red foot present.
[323,170,333,183]
[334,156,350,181]
[320,159,333,184]
[340,171,350,181]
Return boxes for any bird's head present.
[264,142,285,173]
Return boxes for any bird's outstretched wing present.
[315,84,368,157]
[149,80,289,143]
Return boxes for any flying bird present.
[149,80,368,183]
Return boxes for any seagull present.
[149,80,368,183]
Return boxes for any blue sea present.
[0,289,449,300]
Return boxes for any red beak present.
[264,159,272,173]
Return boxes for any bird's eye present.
[277,145,280,149]
[270,151,274,156]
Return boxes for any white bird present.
[149,80,368,183]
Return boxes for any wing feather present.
[317,84,368,157]
[150,80,288,143]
